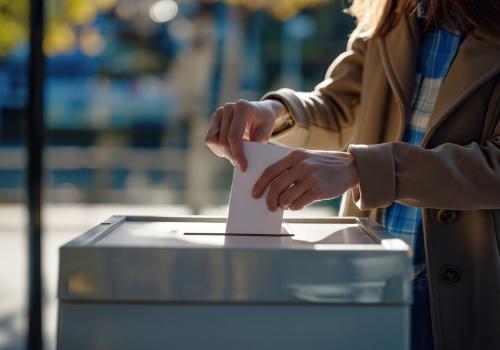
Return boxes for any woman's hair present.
[348,0,500,37]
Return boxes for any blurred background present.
[0,0,355,349]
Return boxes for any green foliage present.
[0,0,116,58]
[0,0,29,57]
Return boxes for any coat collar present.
[423,28,500,144]
[377,11,420,120]
[377,12,500,144]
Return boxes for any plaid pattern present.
[382,6,462,275]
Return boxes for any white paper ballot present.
[226,141,291,235]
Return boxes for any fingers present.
[252,149,306,199]
[289,189,318,211]
[228,101,251,171]
[266,168,302,211]
[205,100,255,170]
[251,127,270,143]
[205,108,224,157]
[277,178,313,210]
[218,104,234,161]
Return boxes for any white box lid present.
[58,216,411,304]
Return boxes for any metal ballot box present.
[57,216,411,350]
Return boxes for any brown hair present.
[348,0,500,37]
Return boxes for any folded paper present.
[226,141,291,235]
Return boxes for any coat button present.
[440,266,461,284]
[437,209,457,224]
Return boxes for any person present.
[204,1,500,349]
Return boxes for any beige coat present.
[264,11,500,350]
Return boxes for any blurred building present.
[0,0,354,209]
[0,1,356,349]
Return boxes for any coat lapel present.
[378,11,420,120]
[423,30,500,145]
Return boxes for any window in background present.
[41,0,354,211]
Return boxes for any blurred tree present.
[206,0,330,20]
[0,0,117,59]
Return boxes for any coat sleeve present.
[348,126,500,210]
[263,31,367,151]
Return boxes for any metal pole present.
[27,0,45,348]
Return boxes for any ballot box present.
[57,216,411,350]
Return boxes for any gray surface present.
[56,216,412,350]
[95,221,376,247]
[58,303,410,350]
[58,216,412,304]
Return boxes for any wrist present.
[267,99,292,132]
[347,151,359,189]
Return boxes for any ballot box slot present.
[121,215,362,225]
[183,232,294,237]
[78,218,390,247]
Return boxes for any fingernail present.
[282,204,290,210]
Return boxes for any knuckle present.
[219,140,230,152]
[235,99,248,108]
[234,103,251,119]
[205,134,215,145]
[213,108,223,118]
[209,112,219,124]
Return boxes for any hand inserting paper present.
[225,141,359,234]
[252,148,358,212]
[204,99,289,171]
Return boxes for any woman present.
[205,1,500,349]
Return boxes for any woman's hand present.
[252,149,358,211]
[205,99,288,172]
